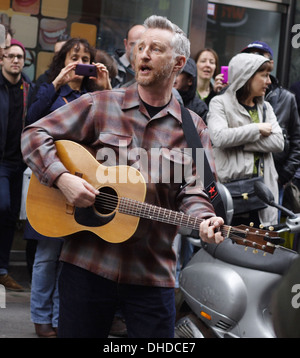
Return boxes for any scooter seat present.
[202,238,299,275]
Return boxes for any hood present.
[183,57,197,78]
[228,53,270,93]
[178,57,197,105]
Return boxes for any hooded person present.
[174,57,208,122]
[206,53,284,226]
[242,41,300,188]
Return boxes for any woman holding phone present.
[195,48,227,107]
[27,37,111,123]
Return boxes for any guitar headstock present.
[229,224,280,254]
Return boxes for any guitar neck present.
[119,197,202,231]
[118,197,276,254]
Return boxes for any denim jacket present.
[26,82,87,124]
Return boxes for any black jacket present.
[0,71,34,162]
[178,58,208,123]
[266,75,300,185]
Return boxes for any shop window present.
[0,0,191,81]
[205,2,281,75]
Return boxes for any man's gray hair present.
[144,15,190,60]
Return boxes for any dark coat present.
[266,75,300,184]
[0,71,34,161]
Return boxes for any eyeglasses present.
[3,54,24,61]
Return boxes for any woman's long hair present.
[48,37,96,87]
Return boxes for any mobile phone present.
[75,64,97,77]
[221,66,228,84]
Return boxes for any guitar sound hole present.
[95,186,118,215]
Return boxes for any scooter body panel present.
[180,248,281,338]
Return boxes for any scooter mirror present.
[254,180,275,205]
[254,179,298,219]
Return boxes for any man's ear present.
[123,38,128,52]
[174,56,186,73]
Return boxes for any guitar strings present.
[94,192,261,236]
[91,191,271,243]
[95,193,201,229]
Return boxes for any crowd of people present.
[0,14,299,338]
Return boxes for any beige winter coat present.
[207,53,284,226]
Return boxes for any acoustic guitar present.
[26,140,278,253]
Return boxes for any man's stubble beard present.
[136,61,174,87]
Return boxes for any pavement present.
[0,250,126,342]
[0,250,37,339]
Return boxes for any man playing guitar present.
[21,15,224,338]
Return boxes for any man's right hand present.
[55,172,99,207]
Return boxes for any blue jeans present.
[30,239,63,327]
[175,234,194,288]
[58,262,176,338]
[0,162,24,274]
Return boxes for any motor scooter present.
[175,181,300,338]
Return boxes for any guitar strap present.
[180,106,228,223]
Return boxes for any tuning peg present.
[259,224,264,229]
[253,249,258,254]
[249,222,254,227]
[269,226,274,231]
[264,236,285,245]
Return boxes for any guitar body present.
[26,140,147,243]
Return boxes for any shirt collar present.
[122,82,182,123]
[119,53,131,68]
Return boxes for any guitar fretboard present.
[119,197,202,230]
[117,196,276,254]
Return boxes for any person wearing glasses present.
[0,39,34,292]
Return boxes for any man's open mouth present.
[140,65,152,73]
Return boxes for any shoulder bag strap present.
[180,106,227,222]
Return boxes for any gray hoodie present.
[207,53,284,225]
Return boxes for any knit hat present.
[241,41,273,59]
[10,39,26,59]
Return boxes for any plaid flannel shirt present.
[21,83,216,287]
